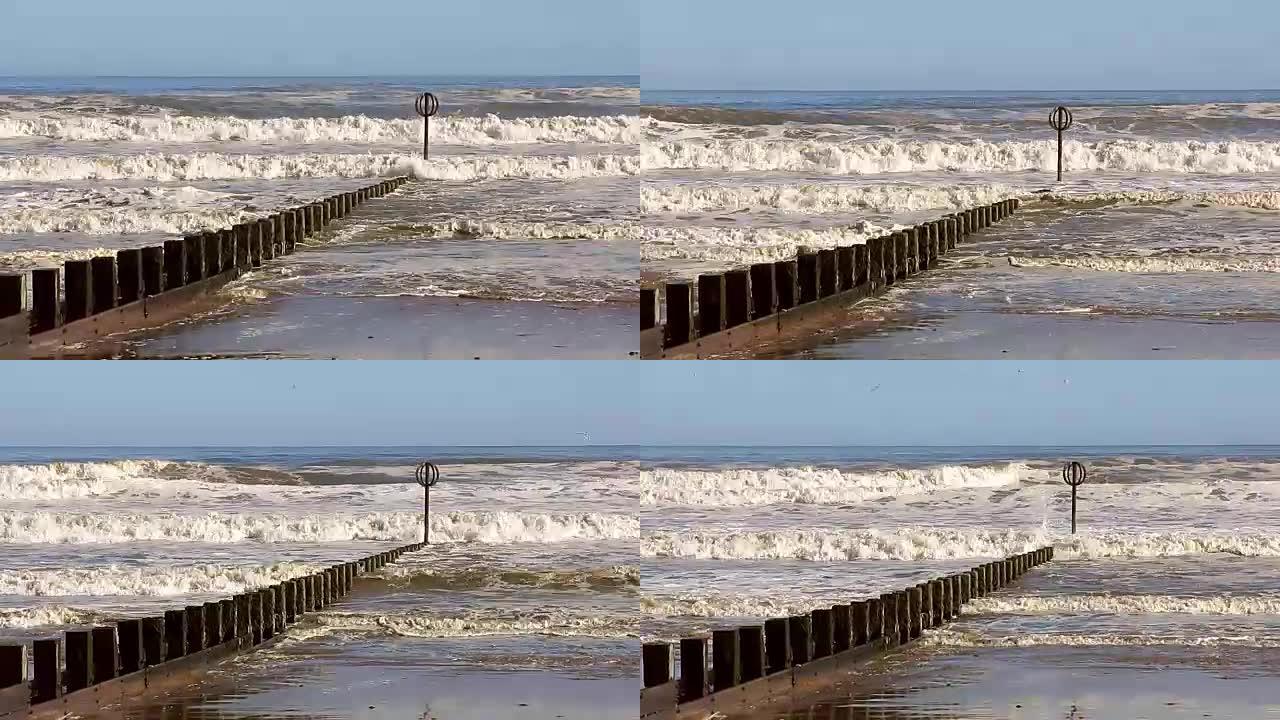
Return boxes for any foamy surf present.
[0,562,319,597]
[0,152,640,182]
[920,628,1280,648]
[371,564,639,591]
[0,606,108,630]
[642,528,1052,561]
[641,182,1023,214]
[643,529,1280,561]
[970,594,1280,616]
[0,207,255,235]
[640,463,1027,506]
[1008,254,1280,274]
[643,138,1280,175]
[0,510,638,545]
[641,593,814,619]
[640,221,893,265]
[0,113,640,146]
[308,609,638,639]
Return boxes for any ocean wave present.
[640,221,892,265]
[0,152,639,183]
[0,113,639,146]
[641,182,1022,214]
[970,594,1280,616]
[0,606,108,630]
[0,459,305,501]
[0,207,254,235]
[1008,254,1280,274]
[640,463,1027,506]
[642,528,1051,561]
[1032,188,1280,210]
[0,510,638,544]
[0,562,318,597]
[643,529,1280,561]
[309,609,637,639]
[370,564,639,592]
[641,593,814,619]
[920,628,1280,648]
[643,138,1280,175]
[0,246,122,271]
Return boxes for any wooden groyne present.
[640,546,1053,720]
[0,541,424,718]
[640,199,1021,359]
[0,177,411,358]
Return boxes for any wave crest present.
[640,463,1027,506]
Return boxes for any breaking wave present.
[639,221,892,265]
[970,594,1280,616]
[921,628,1280,648]
[641,182,1022,214]
[309,609,637,639]
[1008,254,1280,274]
[643,138,1280,175]
[0,152,639,182]
[640,463,1027,506]
[0,510,638,545]
[369,564,638,592]
[0,113,639,146]
[0,562,318,597]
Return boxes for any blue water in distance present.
[640,89,1280,111]
[0,75,638,96]
[2,445,1277,467]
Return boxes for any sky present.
[2,2,1271,89]
[0,1,638,76]
[641,0,1280,90]
[0,362,1276,447]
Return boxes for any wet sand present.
[733,644,1280,719]
[48,296,637,359]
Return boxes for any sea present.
[0,76,640,358]
[639,445,1280,718]
[0,445,639,719]
[640,90,1280,358]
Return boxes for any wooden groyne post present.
[640,546,1055,720]
[0,178,413,358]
[639,199,1022,359]
[0,541,424,719]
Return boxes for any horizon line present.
[1,443,1275,449]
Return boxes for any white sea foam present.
[0,510,637,545]
[0,246,121,271]
[0,208,252,235]
[643,138,1280,175]
[0,606,107,629]
[920,628,1280,648]
[641,183,1023,214]
[642,528,1051,561]
[640,593,812,619]
[310,609,637,639]
[640,221,892,265]
[374,563,639,590]
[1035,188,1280,210]
[0,113,639,146]
[643,529,1280,561]
[1008,254,1280,274]
[0,562,318,597]
[640,463,1027,506]
[970,594,1280,616]
[0,152,639,183]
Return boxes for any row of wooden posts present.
[0,176,411,337]
[0,542,424,715]
[641,199,1021,351]
[640,546,1054,719]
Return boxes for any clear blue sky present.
[0,362,1275,447]
[0,1,637,76]
[642,0,1280,90]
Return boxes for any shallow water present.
[0,446,638,719]
[640,90,1280,357]
[0,76,640,358]
[640,445,1280,714]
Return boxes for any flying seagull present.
[578,431,591,443]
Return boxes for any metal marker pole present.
[424,114,429,161]
[1057,129,1064,182]
[1070,482,1076,533]
[415,462,439,544]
